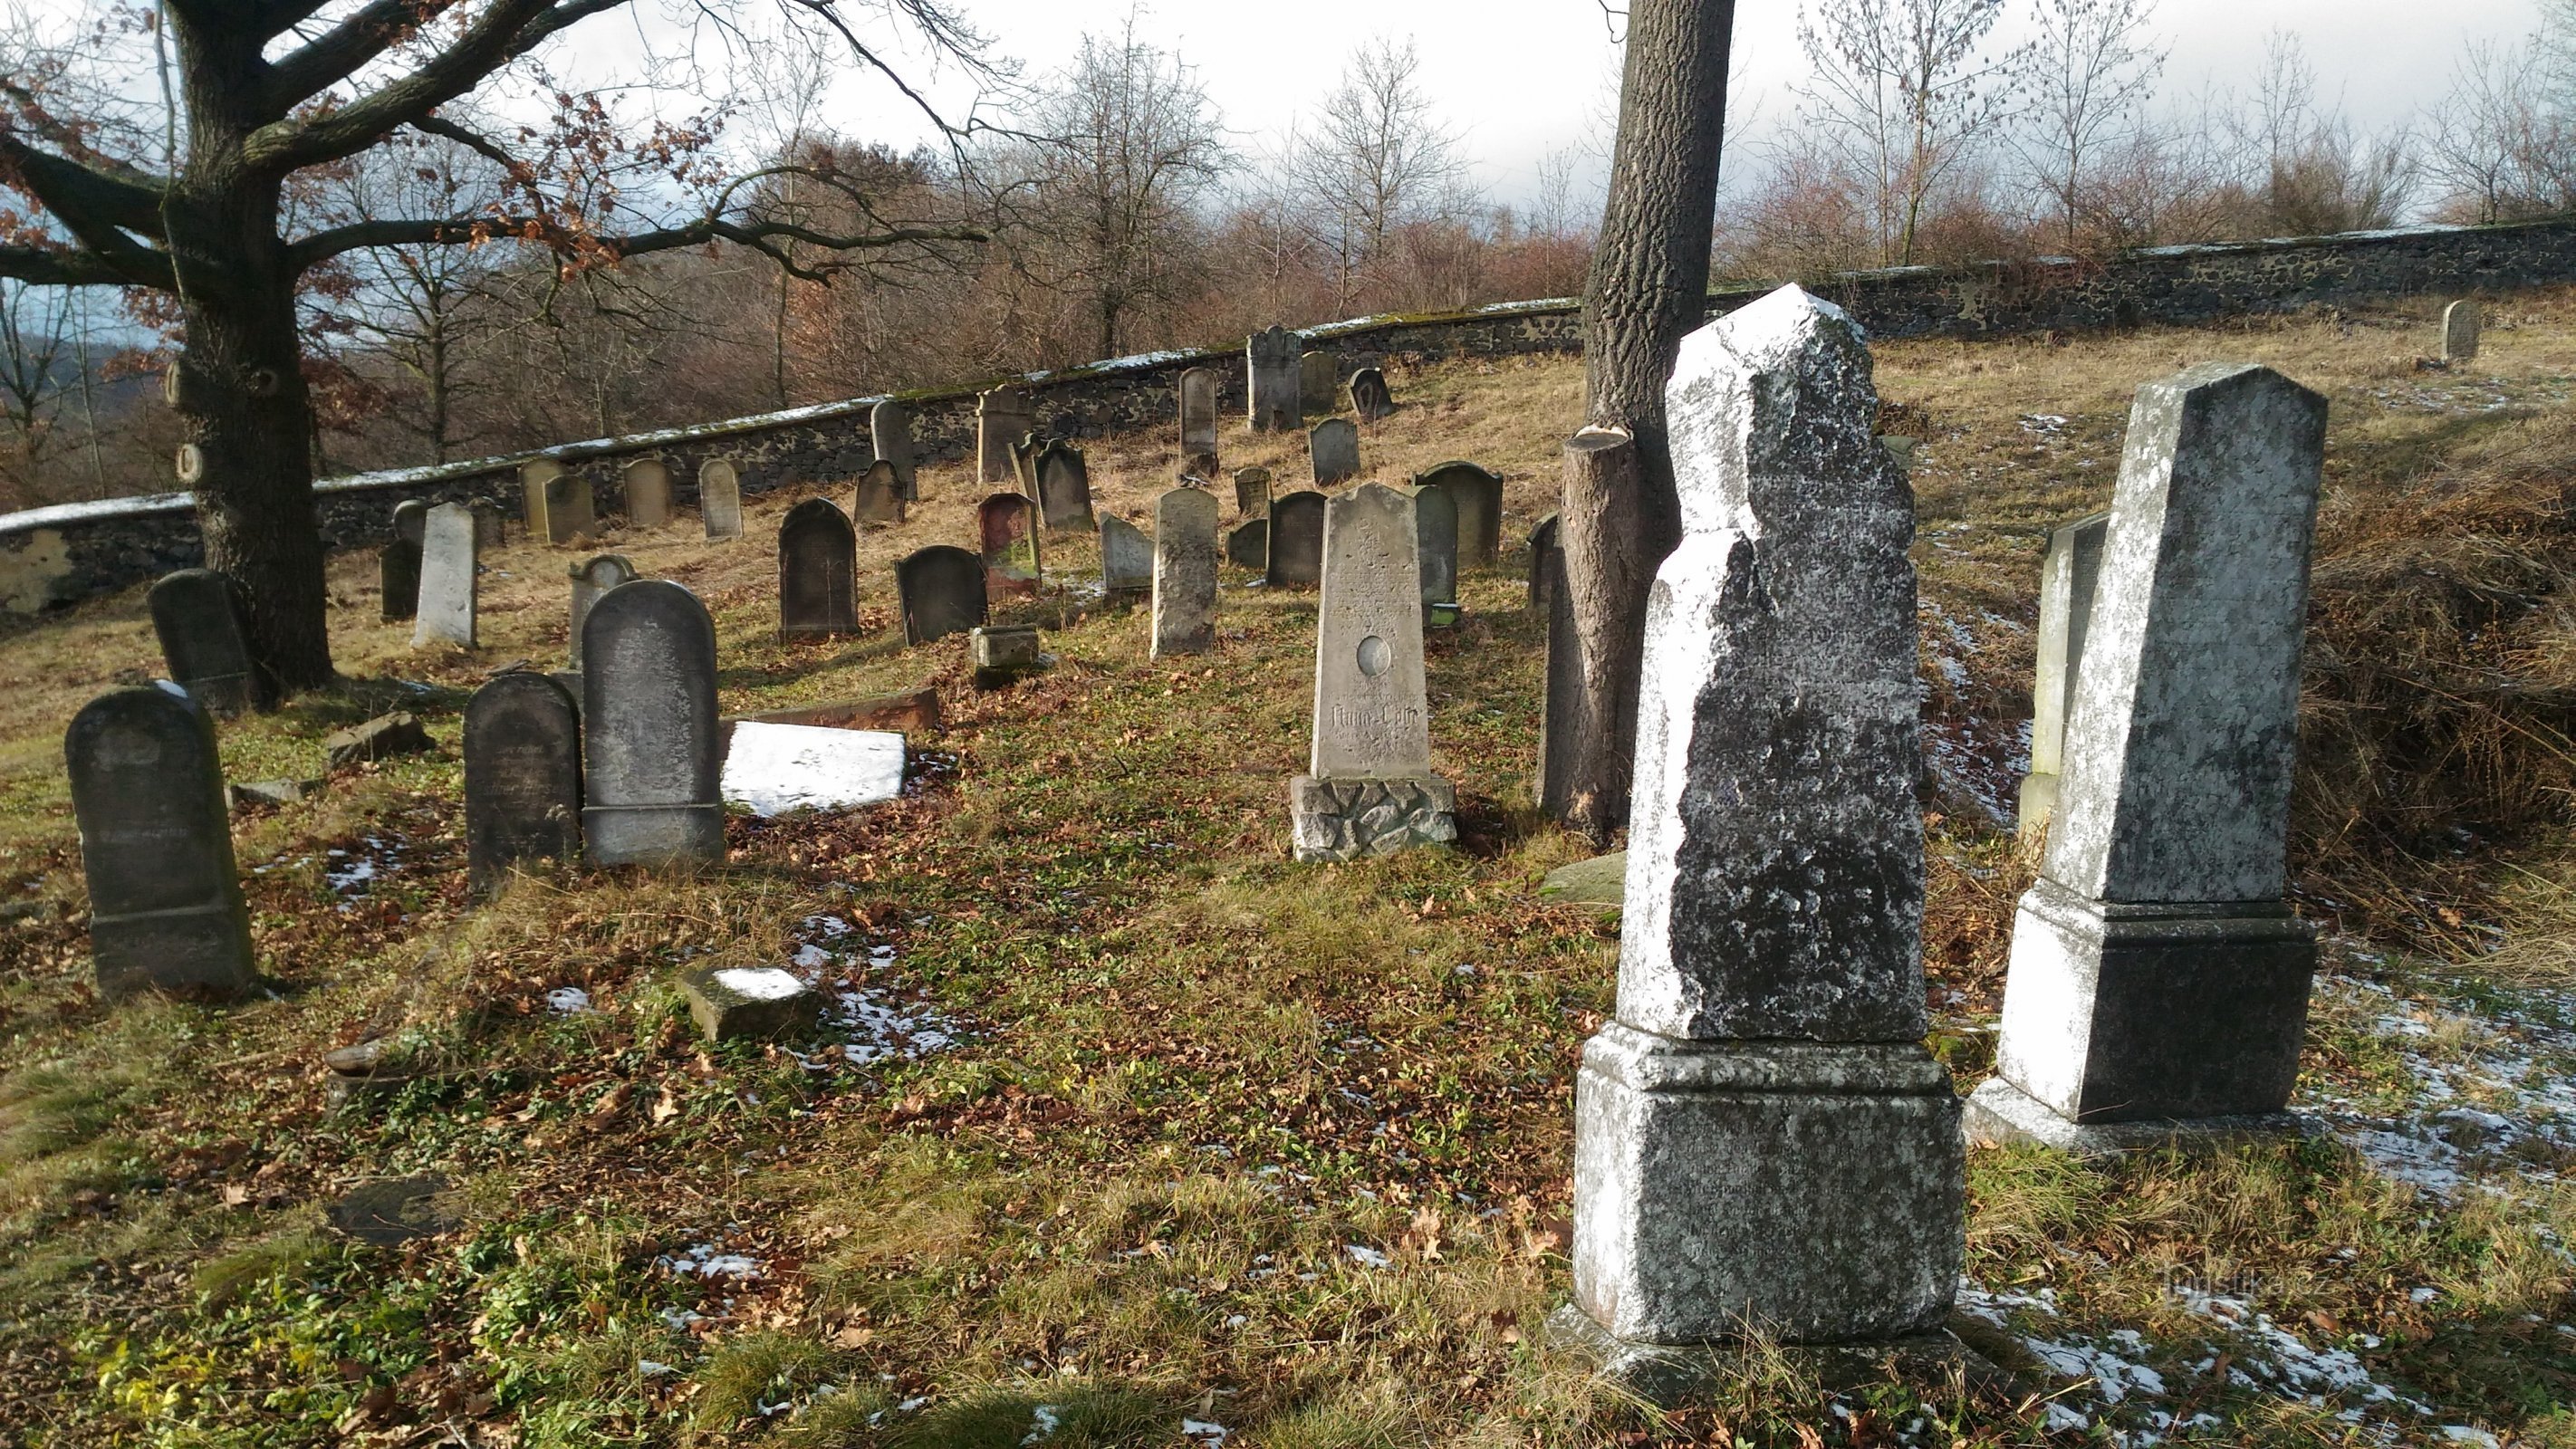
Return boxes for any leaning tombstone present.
[1226,519,1269,571]
[897,545,989,646]
[1010,430,1043,495]
[2441,298,2481,364]
[778,498,860,640]
[700,459,744,541]
[68,686,256,1000]
[149,569,267,716]
[1266,491,1327,588]
[1414,461,1504,567]
[871,398,919,501]
[2015,512,2110,843]
[412,503,479,648]
[1970,364,2328,1152]
[1233,465,1272,520]
[1247,325,1302,432]
[1308,418,1360,487]
[853,461,907,529]
[1152,487,1220,658]
[1288,484,1455,860]
[520,458,564,538]
[1349,367,1395,422]
[977,385,1033,485]
[1412,482,1459,626]
[1526,513,1560,613]
[1559,285,1961,1367]
[582,580,723,868]
[1178,367,1220,475]
[1100,514,1154,602]
[1300,350,1339,414]
[567,554,639,670]
[624,458,674,528]
[977,493,1043,597]
[382,500,428,622]
[1033,440,1096,533]
[465,671,582,897]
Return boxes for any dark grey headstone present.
[1308,418,1360,487]
[386,498,429,622]
[1527,513,1560,612]
[393,499,430,549]
[1349,367,1395,421]
[1300,350,1339,412]
[1247,325,1301,432]
[1226,519,1268,570]
[1265,491,1326,588]
[778,498,860,640]
[1413,482,1459,610]
[66,685,255,1000]
[872,398,919,501]
[1033,441,1095,533]
[581,581,723,868]
[568,554,638,670]
[1414,462,1504,567]
[149,569,265,717]
[1536,524,1578,814]
[466,671,582,897]
[898,545,988,646]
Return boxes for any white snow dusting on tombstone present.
[720,723,905,817]
[715,966,808,1002]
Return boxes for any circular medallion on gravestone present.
[1358,635,1391,677]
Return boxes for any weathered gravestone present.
[1970,363,2327,1152]
[1233,465,1271,520]
[1534,520,1579,815]
[978,385,1034,485]
[1300,350,1339,414]
[1226,519,1268,571]
[581,580,723,867]
[970,624,1048,690]
[1526,513,1559,613]
[1033,441,1096,533]
[1178,367,1220,475]
[543,470,597,543]
[149,569,266,716]
[520,458,563,538]
[1414,461,1504,567]
[1558,286,1961,1366]
[871,398,918,500]
[1152,487,1220,658]
[469,499,506,550]
[897,545,988,646]
[1288,484,1455,861]
[1266,491,1327,588]
[2016,512,2110,844]
[1308,418,1360,487]
[2442,298,2481,364]
[778,498,860,640]
[624,458,674,528]
[700,459,744,541]
[381,501,427,622]
[412,504,479,648]
[1247,325,1302,432]
[854,461,906,528]
[977,493,1043,597]
[1101,513,1154,600]
[1412,481,1459,623]
[66,685,255,999]
[1348,367,1395,422]
[464,670,582,897]
[567,554,639,670]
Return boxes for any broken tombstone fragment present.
[970,625,1049,690]
[681,964,815,1043]
[325,713,436,771]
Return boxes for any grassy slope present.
[1,297,2573,1446]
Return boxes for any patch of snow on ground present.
[545,987,592,1014]
[658,1243,763,1279]
[781,916,964,1067]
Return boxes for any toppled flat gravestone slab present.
[722,688,942,747]
[1540,850,1626,912]
[327,1176,457,1245]
[229,778,323,810]
[325,713,436,771]
[720,723,906,817]
[682,964,816,1042]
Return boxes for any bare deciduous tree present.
[2423,38,2576,224]
[1296,37,1469,312]
[2012,0,2166,251]
[1795,0,2024,266]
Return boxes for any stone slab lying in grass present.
[325,712,436,770]
[1540,850,1626,911]
[718,687,941,753]
[719,722,905,817]
[682,964,816,1042]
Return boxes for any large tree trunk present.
[1554,427,1656,840]
[1556,0,1735,843]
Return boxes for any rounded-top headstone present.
[1266,491,1328,588]
[66,685,255,999]
[149,568,265,716]
[777,497,860,639]
[465,671,582,896]
[897,544,990,646]
[581,581,723,867]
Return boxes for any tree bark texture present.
[1554,429,1656,841]
[1561,0,1735,841]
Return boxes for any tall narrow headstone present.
[381,500,428,622]
[568,554,639,669]
[582,580,723,867]
[1233,465,1272,520]
[898,545,989,646]
[1152,487,1220,658]
[1033,441,1096,533]
[854,461,907,528]
[521,458,563,538]
[1308,418,1360,487]
[978,386,1033,485]
[624,458,674,528]
[2441,298,2481,364]
[1535,523,1579,813]
[1564,286,1960,1356]
[1300,350,1339,414]
[1226,519,1269,570]
[149,569,266,716]
[700,459,744,541]
[1971,364,2327,1150]
[412,504,479,648]
[977,492,1043,597]
[871,398,919,501]
[1266,491,1327,588]
[1349,367,1395,422]
[1527,513,1560,613]
[1415,462,1504,567]
[2016,513,2110,843]
[66,685,255,1000]
[1288,484,1454,860]
[778,498,860,639]
[1247,326,1302,432]
[465,671,582,897]
[1413,482,1458,619]
[1178,367,1220,475]
[1101,513,1154,600]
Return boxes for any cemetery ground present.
[4,295,2576,1447]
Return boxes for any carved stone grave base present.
[1288,773,1456,862]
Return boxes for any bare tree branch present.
[262,0,475,119]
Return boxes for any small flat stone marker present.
[1539,850,1625,912]
[1152,487,1220,658]
[970,624,1047,689]
[412,504,478,648]
[67,685,255,1000]
[327,1177,457,1245]
[681,965,815,1043]
[324,712,435,771]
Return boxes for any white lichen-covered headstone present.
[1152,486,1219,658]
[1972,363,2327,1152]
[2016,512,2110,843]
[412,503,478,648]
[2441,298,2481,364]
[1562,285,1961,1360]
[1100,513,1153,600]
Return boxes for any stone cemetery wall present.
[10,216,2575,612]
